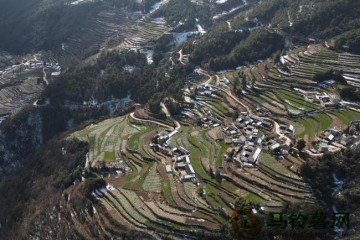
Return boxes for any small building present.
[350,139,360,150]
[246,125,255,131]
[225,138,233,144]
[249,148,262,163]
[329,128,341,136]
[178,146,190,155]
[159,135,169,145]
[279,124,287,130]
[185,164,195,175]
[166,165,172,173]
[320,143,329,153]
[270,143,281,151]
[236,117,243,123]
[176,155,190,164]
[243,162,255,168]
[340,136,355,147]
[183,174,196,181]
[204,90,212,96]
[326,134,335,142]
[233,138,245,145]
[175,163,186,170]
[230,130,238,136]
[261,121,273,129]
[288,125,294,133]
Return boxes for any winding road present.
[160,102,181,134]
[213,84,293,145]
[42,68,49,85]
[178,49,185,65]
[129,112,173,129]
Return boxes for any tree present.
[300,163,313,179]
[148,100,161,114]
[233,77,241,94]
[297,139,306,152]
[241,77,247,90]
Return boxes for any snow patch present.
[213,5,245,20]
[150,0,168,13]
[196,24,206,34]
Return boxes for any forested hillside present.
[0,0,142,54]
[246,0,360,38]
[171,0,360,71]
[335,28,360,54]
[44,50,191,108]
[185,28,284,70]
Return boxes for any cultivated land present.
[68,39,360,238]
[0,52,60,121]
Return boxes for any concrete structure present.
[270,143,281,151]
[166,165,172,173]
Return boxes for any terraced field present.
[219,44,360,147]
[65,40,360,238]
[72,97,323,238]
[69,103,314,237]
[62,5,169,64]
[0,53,60,119]
[278,46,360,87]
[70,115,146,168]
[0,72,43,117]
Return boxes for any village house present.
[325,134,335,142]
[240,147,262,165]
[340,136,355,147]
[176,155,190,164]
[166,165,172,173]
[269,143,281,152]
[320,143,329,152]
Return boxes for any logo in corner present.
[231,208,263,239]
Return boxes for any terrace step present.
[103,192,148,229]
[230,168,306,203]
[256,162,309,189]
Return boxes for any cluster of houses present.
[267,141,290,160]
[150,131,196,181]
[279,124,295,135]
[150,131,172,156]
[219,77,230,88]
[308,123,360,154]
[196,83,215,97]
[330,123,360,151]
[0,55,61,80]
[172,147,196,181]
[222,112,274,167]
[295,88,337,107]
[199,111,222,128]
[313,127,342,153]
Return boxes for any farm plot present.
[273,90,318,112]
[142,162,162,193]
[69,116,145,166]
[247,93,287,115]
[258,152,301,180]
[292,48,360,87]
[330,109,360,125]
[297,117,320,139]
[0,72,44,116]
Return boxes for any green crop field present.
[331,110,360,125]
[297,117,319,138]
